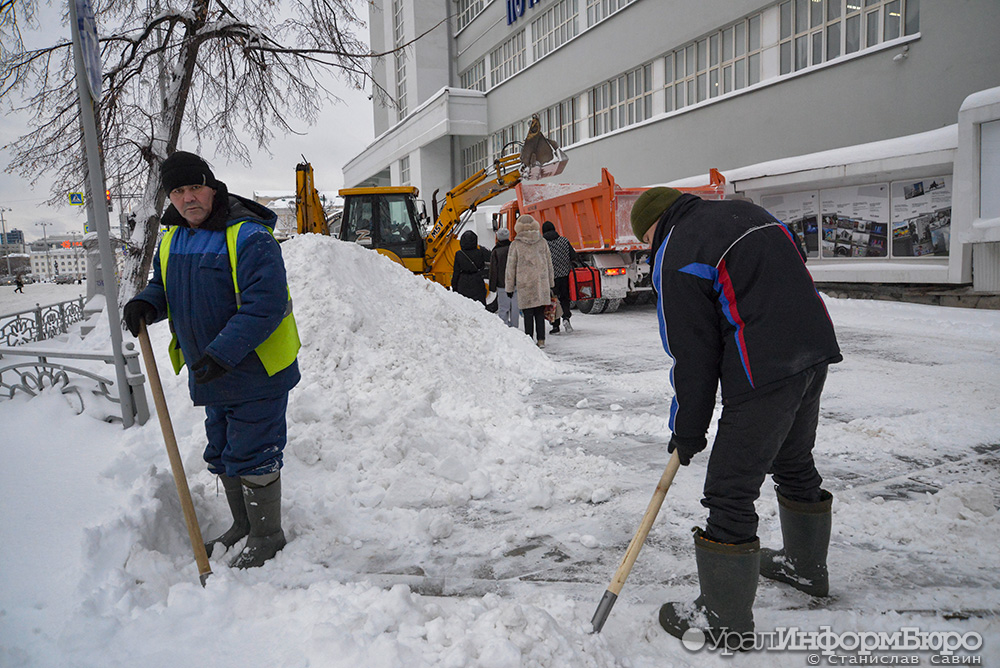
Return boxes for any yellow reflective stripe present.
[158,227,185,374]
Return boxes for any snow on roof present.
[664,125,958,189]
[960,85,1000,112]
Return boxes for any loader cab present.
[338,187,426,271]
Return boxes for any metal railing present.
[0,343,150,426]
[0,296,86,346]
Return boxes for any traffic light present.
[106,189,113,212]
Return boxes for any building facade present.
[344,0,1000,286]
[28,235,87,280]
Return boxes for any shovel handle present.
[137,320,212,585]
[591,451,681,632]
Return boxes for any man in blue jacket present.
[630,187,842,650]
[124,151,300,569]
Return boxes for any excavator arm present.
[296,159,329,235]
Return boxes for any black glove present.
[506,292,513,299]
[668,433,708,466]
[191,354,229,385]
[123,300,157,337]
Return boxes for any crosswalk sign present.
[69,193,85,206]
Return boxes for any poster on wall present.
[890,176,951,257]
[761,190,819,258]
[820,184,889,258]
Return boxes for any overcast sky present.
[0,4,376,243]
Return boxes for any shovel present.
[591,451,681,633]
[137,320,212,586]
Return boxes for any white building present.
[344,0,1000,289]
[29,234,86,280]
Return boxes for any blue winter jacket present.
[132,184,300,406]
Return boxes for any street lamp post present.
[0,207,11,276]
[35,221,53,280]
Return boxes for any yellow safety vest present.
[158,222,300,377]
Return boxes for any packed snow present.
[1,235,999,667]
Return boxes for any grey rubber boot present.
[760,488,833,597]
[659,528,760,652]
[229,474,287,569]
[204,474,250,558]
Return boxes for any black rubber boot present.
[229,474,286,569]
[659,529,760,652]
[760,489,833,597]
[204,474,250,558]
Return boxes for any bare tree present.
[1,0,440,303]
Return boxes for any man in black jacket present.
[542,221,579,333]
[630,187,842,650]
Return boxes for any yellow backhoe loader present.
[295,158,331,236]
[332,117,567,289]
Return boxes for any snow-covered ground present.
[1,235,998,667]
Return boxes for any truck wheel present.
[576,298,606,314]
[603,298,622,313]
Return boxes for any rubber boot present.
[659,529,760,652]
[204,474,250,557]
[760,488,833,597]
[229,474,286,569]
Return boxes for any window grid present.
[589,64,653,138]
[537,99,577,149]
[491,121,525,159]
[462,140,490,180]
[399,156,410,185]
[586,0,634,26]
[456,0,487,32]
[490,31,526,87]
[532,0,579,61]
[392,0,406,118]
[664,14,762,112]
[779,0,917,75]
[460,58,487,91]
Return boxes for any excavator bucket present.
[519,115,569,181]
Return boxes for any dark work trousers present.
[702,364,829,543]
[203,392,289,478]
[553,275,572,322]
[522,305,547,342]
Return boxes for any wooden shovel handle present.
[137,320,212,585]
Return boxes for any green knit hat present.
[631,187,683,241]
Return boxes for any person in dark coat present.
[123,151,300,570]
[489,227,518,327]
[451,230,490,305]
[14,275,24,293]
[541,221,579,333]
[629,187,843,650]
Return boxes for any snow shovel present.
[137,320,213,586]
[590,450,681,633]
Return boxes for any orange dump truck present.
[496,168,727,313]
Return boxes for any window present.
[456,0,487,32]
[586,0,633,26]
[589,64,652,137]
[460,58,486,92]
[462,140,490,180]
[392,0,407,118]
[492,121,525,158]
[532,0,579,61]
[399,156,410,185]
[537,99,577,149]
[490,31,526,87]
[665,14,762,112]
[779,0,918,74]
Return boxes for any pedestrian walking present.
[630,186,842,650]
[451,230,490,305]
[14,275,24,293]
[123,151,300,569]
[489,227,518,328]
[505,214,554,348]
[541,221,579,333]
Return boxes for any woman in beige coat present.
[505,214,555,348]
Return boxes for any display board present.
[890,176,952,257]
[761,190,819,258]
[820,184,890,258]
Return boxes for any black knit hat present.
[160,151,218,193]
